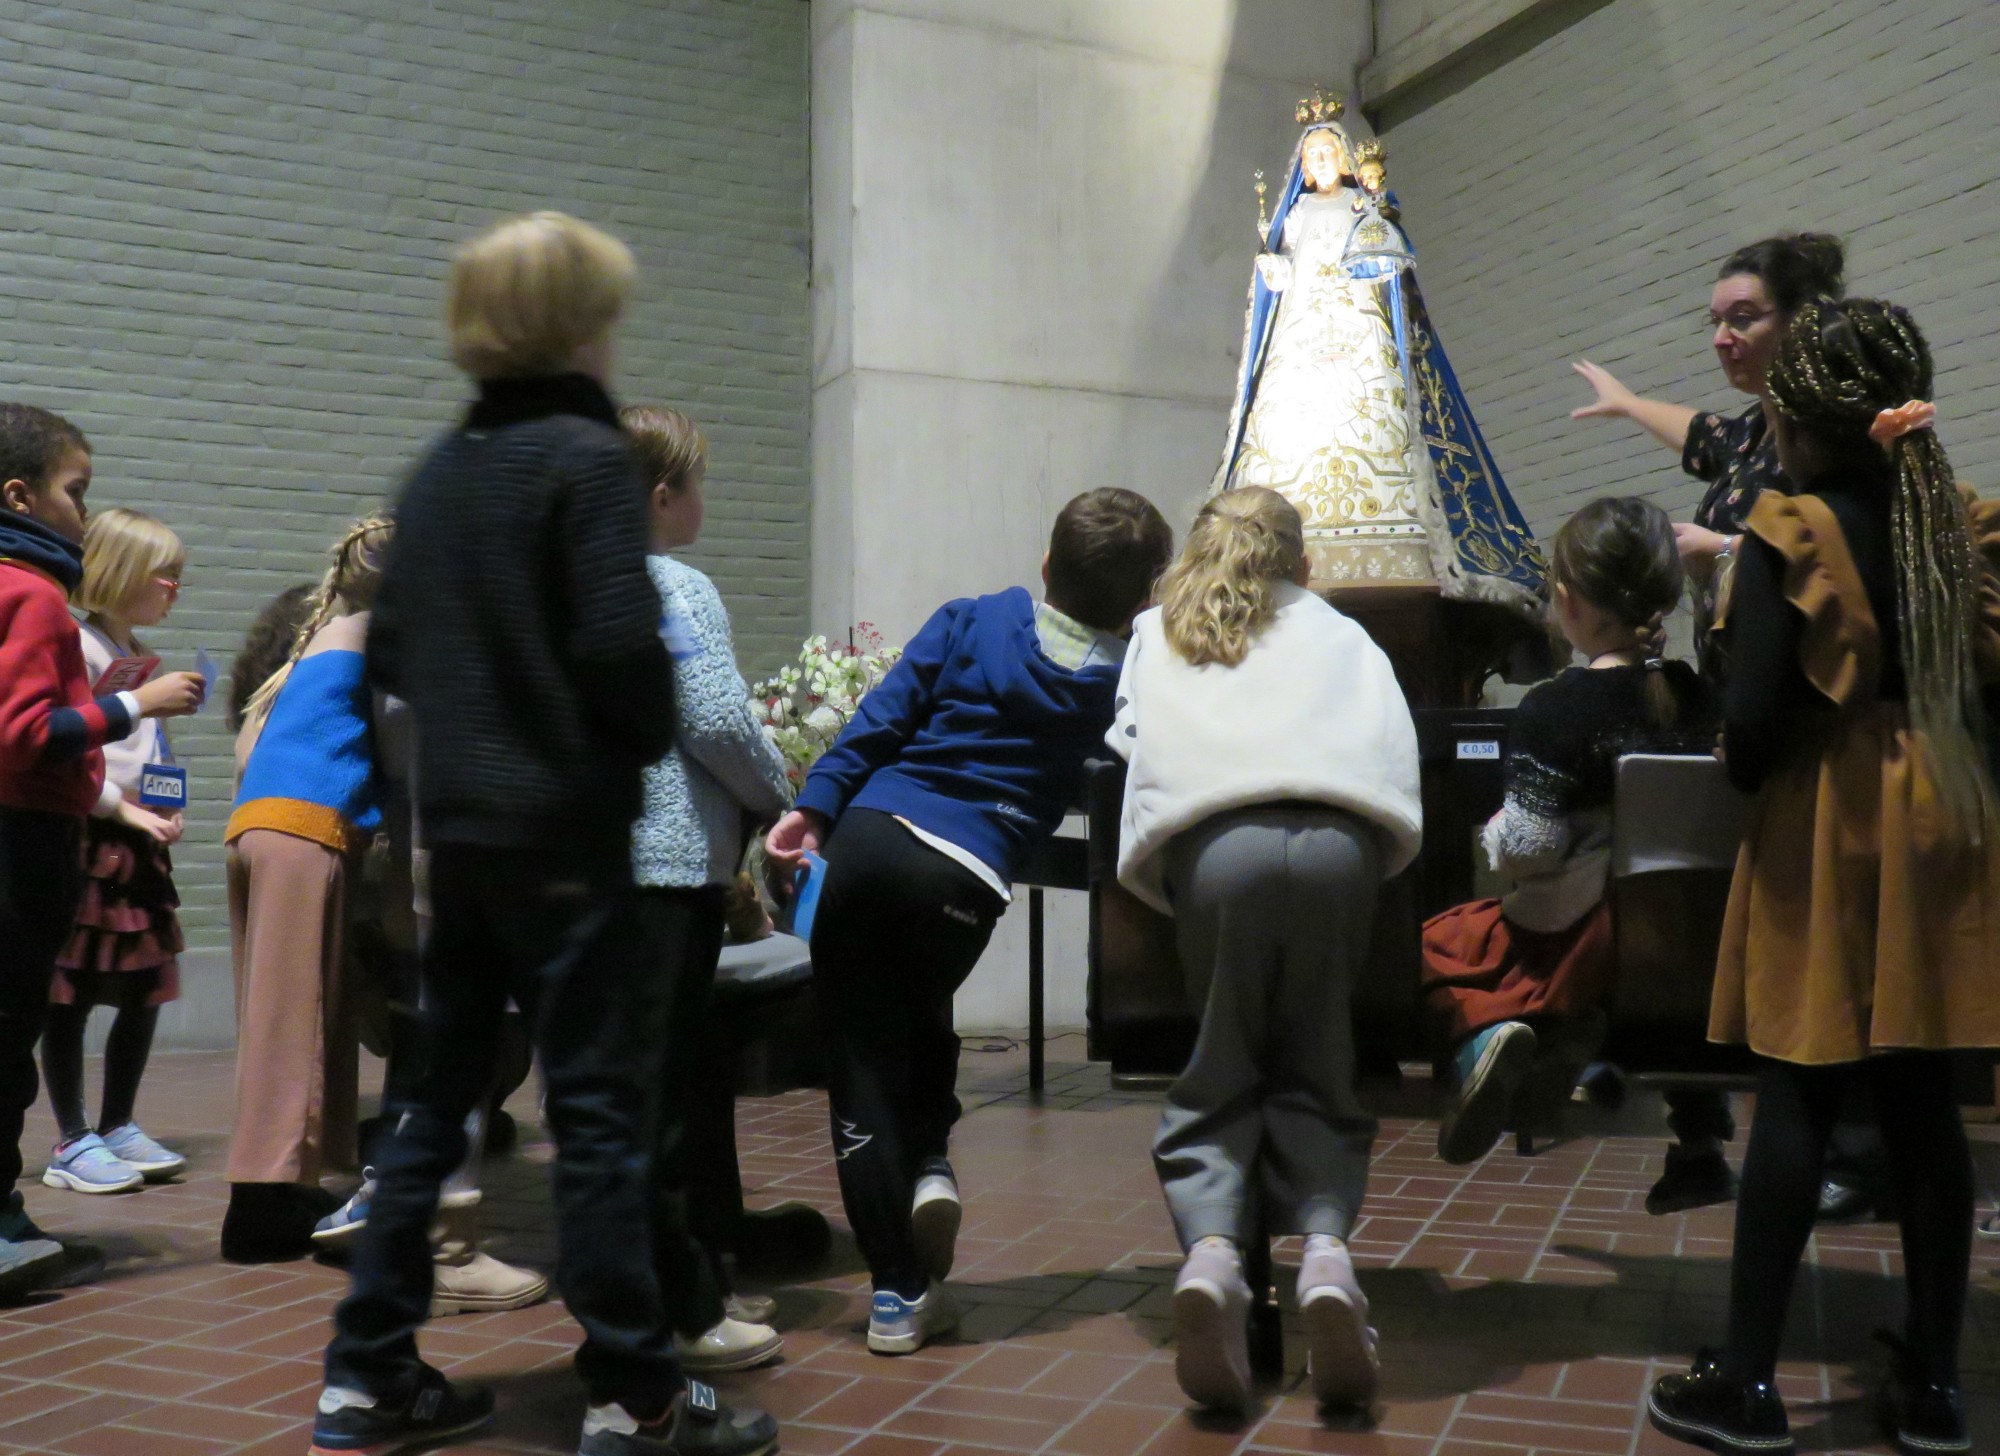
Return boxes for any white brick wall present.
[1380,0,2000,540]
[0,0,811,1001]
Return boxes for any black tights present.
[1724,1052,1972,1386]
[40,986,160,1142]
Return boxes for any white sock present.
[1304,1233,1347,1257]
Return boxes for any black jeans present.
[811,809,1004,1297]
[634,885,728,1338]
[0,809,83,1222]
[1724,1052,1973,1386]
[325,844,681,1418]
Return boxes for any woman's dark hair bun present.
[1719,232,1846,315]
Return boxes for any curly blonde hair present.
[1158,488,1305,667]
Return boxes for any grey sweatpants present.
[1154,805,1382,1248]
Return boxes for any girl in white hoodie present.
[1108,486,1421,1416]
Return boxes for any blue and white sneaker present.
[99,1123,186,1181]
[313,1171,376,1249]
[307,1367,493,1455]
[866,1281,957,1355]
[0,1231,64,1304]
[41,1134,143,1195]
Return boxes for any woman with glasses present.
[1571,234,1846,674]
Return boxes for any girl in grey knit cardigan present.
[623,405,793,1375]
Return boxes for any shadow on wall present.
[1121,0,1368,538]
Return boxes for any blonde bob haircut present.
[1157,487,1306,668]
[77,507,185,617]
[620,404,708,492]
[447,211,636,379]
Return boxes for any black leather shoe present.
[1876,1330,1971,1454]
[1881,1378,1971,1454]
[729,1202,832,1270]
[1646,1146,1739,1215]
[221,1182,345,1263]
[1648,1352,1794,1454]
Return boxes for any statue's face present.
[1357,161,1385,194]
[1301,129,1348,191]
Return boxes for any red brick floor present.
[3,1045,1997,1455]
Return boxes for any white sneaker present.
[674,1315,783,1373]
[1171,1239,1252,1413]
[866,1282,957,1355]
[1298,1243,1379,1410]
[911,1160,961,1281]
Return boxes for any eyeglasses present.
[1707,307,1775,339]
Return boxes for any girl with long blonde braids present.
[1650,298,2000,1456]
[219,516,393,1262]
[1109,486,1422,1414]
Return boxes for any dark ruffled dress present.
[53,818,183,1006]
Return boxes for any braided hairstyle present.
[1766,297,1988,829]
[1550,497,1688,730]
[239,516,394,730]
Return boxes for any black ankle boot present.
[220,1182,343,1263]
[1646,1145,1739,1215]
[1648,1352,1793,1454]
[728,1203,832,1271]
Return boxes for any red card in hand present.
[93,656,160,694]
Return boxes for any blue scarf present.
[0,510,83,591]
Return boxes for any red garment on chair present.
[1420,898,1615,1044]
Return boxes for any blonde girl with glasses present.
[40,508,192,1195]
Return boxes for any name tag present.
[138,764,187,809]
[1455,740,1501,761]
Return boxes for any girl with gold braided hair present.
[1649,298,1998,1456]
[219,516,396,1262]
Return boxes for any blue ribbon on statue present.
[1398,262,1545,597]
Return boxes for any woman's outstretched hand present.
[1570,360,1636,420]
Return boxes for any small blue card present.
[138,764,187,809]
[789,850,827,943]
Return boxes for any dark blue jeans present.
[0,808,82,1224]
[324,843,681,1418]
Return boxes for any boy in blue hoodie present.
[765,487,1173,1354]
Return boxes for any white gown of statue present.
[1212,114,1544,617]
[1223,188,1436,586]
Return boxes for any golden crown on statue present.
[1353,137,1385,166]
[1295,89,1346,125]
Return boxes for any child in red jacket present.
[0,404,202,1299]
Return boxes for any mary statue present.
[1215,93,1544,620]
